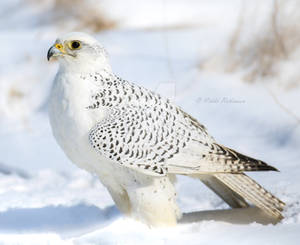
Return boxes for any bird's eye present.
[69,41,81,50]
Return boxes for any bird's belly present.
[48,88,107,173]
[49,105,141,192]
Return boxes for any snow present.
[0,0,300,244]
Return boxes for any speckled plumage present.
[87,72,278,176]
[87,73,208,176]
[48,32,285,226]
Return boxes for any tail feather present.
[195,174,249,208]
[212,144,279,172]
[214,173,285,219]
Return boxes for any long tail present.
[196,174,249,208]
[213,173,285,219]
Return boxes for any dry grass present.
[225,0,300,84]
[27,0,117,31]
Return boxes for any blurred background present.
[0,0,299,243]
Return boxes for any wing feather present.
[87,74,278,176]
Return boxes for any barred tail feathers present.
[214,173,285,219]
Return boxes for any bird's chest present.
[48,74,107,169]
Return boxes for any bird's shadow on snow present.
[0,204,120,237]
[0,204,280,236]
[180,207,280,225]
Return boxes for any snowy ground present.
[0,0,300,244]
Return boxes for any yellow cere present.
[55,43,65,52]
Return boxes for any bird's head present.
[47,32,111,72]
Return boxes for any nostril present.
[55,44,63,50]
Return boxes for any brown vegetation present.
[27,0,116,32]
[226,0,300,85]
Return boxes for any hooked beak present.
[47,46,58,61]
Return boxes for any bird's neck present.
[56,63,116,96]
[59,57,112,76]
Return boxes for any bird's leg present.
[107,187,132,216]
[126,176,181,227]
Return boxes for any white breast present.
[48,71,107,172]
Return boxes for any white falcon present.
[47,32,285,226]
